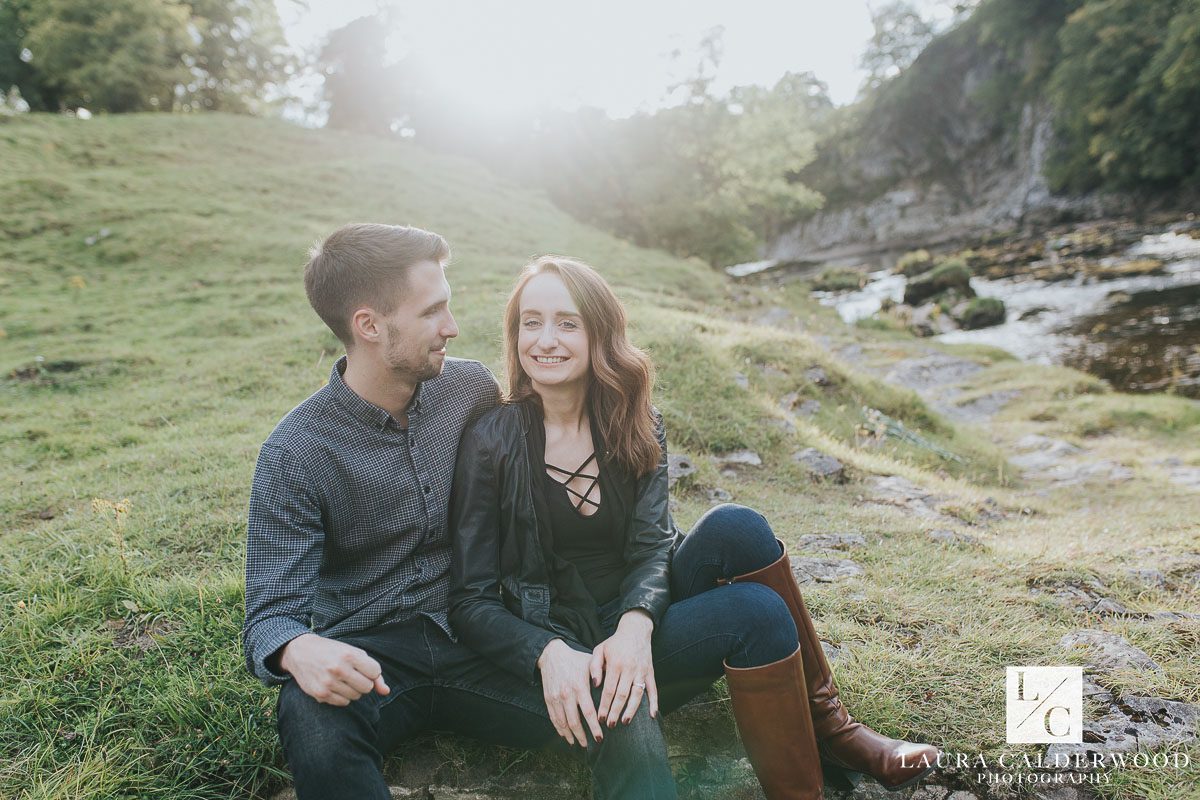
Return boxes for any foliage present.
[959,296,1006,329]
[519,71,827,267]
[903,258,973,305]
[811,267,865,292]
[20,0,192,113]
[177,0,294,113]
[0,0,290,113]
[1046,0,1200,193]
[894,249,935,277]
[317,13,407,134]
[802,0,1199,214]
[859,2,937,93]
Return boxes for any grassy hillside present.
[1,114,1197,799]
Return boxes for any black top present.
[542,452,626,605]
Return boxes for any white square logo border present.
[1006,666,1083,744]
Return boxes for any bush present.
[894,249,934,277]
[903,257,972,305]
[959,296,1006,329]
[811,267,864,292]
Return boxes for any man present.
[242,223,672,799]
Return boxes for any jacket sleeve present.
[449,422,561,683]
[242,444,321,685]
[615,412,677,628]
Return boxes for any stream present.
[821,230,1200,397]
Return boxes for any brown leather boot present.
[724,646,825,800]
[727,541,940,791]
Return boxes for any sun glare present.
[279,0,884,120]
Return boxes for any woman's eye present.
[522,319,541,329]
[559,320,578,330]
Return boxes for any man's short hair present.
[304,223,450,347]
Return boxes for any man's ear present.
[350,307,381,346]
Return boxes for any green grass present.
[2,113,1198,799]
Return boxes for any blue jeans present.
[276,504,792,800]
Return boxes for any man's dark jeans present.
[277,504,795,800]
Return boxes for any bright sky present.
[277,0,956,118]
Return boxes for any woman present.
[449,256,938,799]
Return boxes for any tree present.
[859,2,937,92]
[2,0,292,113]
[1046,0,1197,192]
[317,14,406,134]
[23,0,191,112]
[177,0,294,113]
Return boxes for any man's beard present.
[384,328,444,384]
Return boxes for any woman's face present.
[517,272,591,392]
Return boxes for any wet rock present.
[805,366,830,386]
[942,390,1021,423]
[1165,464,1200,491]
[1082,676,1115,705]
[908,787,956,800]
[796,399,821,416]
[667,454,697,488]
[1029,577,1131,616]
[705,487,733,504]
[884,354,982,391]
[760,306,796,329]
[820,641,845,662]
[1059,630,1162,674]
[1045,693,1199,767]
[1019,305,1052,320]
[796,533,867,552]
[903,260,973,305]
[793,448,845,481]
[1010,435,1131,486]
[781,392,822,418]
[792,558,864,584]
[762,416,797,435]
[908,303,958,337]
[958,297,1006,330]
[714,450,762,469]
[1126,568,1166,589]
[759,365,788,380]
[927,529,980,546]
[867,475,956,522]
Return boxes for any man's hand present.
[591,609,656,726]
[537,639,603,748]
[279,633,390,706]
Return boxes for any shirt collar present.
[328,355,424,428]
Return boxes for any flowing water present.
[822,230,1200,397]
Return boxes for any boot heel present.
[820,762,862,790]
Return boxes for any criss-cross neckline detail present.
[545,451,601,516]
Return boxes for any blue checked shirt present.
[242,355,499,685]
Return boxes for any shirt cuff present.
[247,617,311,685]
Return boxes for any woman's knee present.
[687,504,781,572]
[723,583,797,667]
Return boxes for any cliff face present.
[768,21,1123,263]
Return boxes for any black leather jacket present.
[448,401,681,682]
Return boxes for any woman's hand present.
[537,639,604,747]
[591,609,657,727]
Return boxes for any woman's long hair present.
[503,256,660,478]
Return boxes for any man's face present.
[377,259,459,383]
